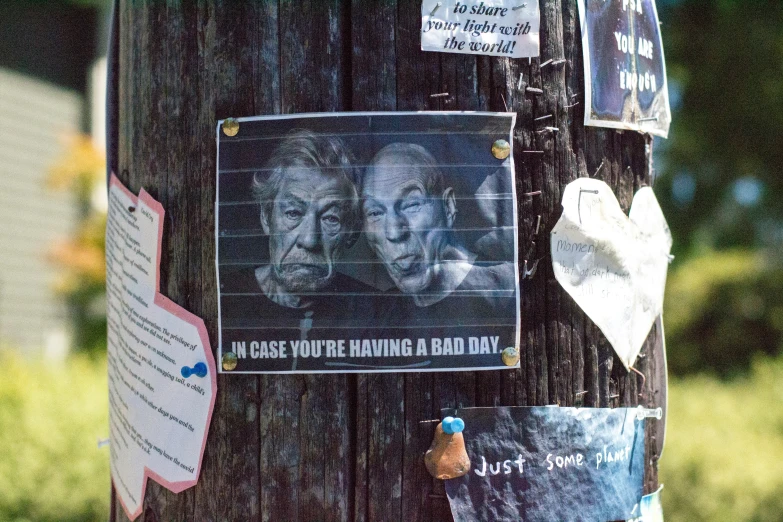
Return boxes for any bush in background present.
[665,249,783,376]
[0,351,109,522]
[660,354,783,521]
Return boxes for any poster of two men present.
[216,112,520,373]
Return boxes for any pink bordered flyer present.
[106,173,216,520]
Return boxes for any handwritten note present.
[577,0,671,137]
[421,0,540,57]
[106,174,216,520]
[551,178,672,369]
[444,407,646,521]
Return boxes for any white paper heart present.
[551,178,672,369]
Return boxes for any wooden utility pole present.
[111,1,665,520]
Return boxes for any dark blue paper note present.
[445,406,645,522]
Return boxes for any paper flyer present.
[216,112,521,373]
[106,174,216,520]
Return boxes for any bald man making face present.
[361,143,516,319]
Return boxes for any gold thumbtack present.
[501,347,520,366]
[222,118,240,137]
[492,139,511,160]
[222,351,238,371]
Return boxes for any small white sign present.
[551,178,672,369]
[421,0,540,58]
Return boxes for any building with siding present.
[0,1,100,356]
[0,68,83,356]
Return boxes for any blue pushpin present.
[441,416,465,434]
[181,362,208,379]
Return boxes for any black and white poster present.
[577,0,671,137]
[444,406,646,522]
[216,112,520,373]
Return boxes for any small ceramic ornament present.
[425,417,471,480]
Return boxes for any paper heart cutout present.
[106,174,216,520]
[551,178,672,369]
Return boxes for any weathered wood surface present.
[111,0,664,520]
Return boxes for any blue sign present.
[445,406,646,521]
[577,0,671,137]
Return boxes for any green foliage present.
[664,249,783,376]
[47,135,107,355]
[656,0,783,256]
[0,351,109,522]
[660,354,783,521]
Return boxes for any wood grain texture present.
[112,0,665,520]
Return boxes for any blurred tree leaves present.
[0,352,109,522]
[654,0,783,375]
[665,249,783,376]
[660,354,783,521]
[47,135,107,354]
[657,0,783,256]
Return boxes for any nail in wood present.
[592,160,605,177]
[523,258,540,278]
